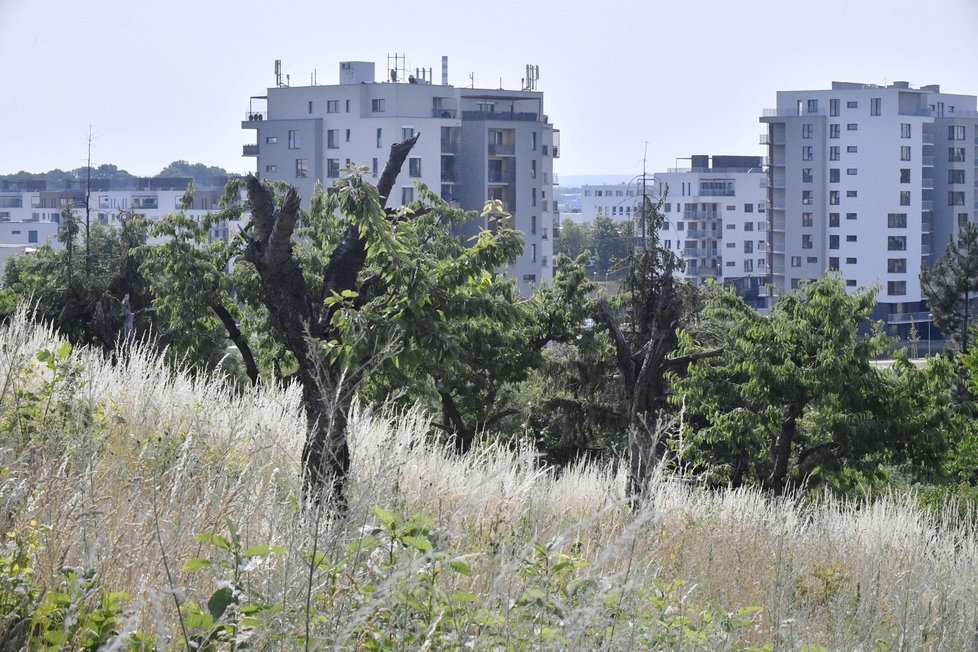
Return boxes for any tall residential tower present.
[242,59,559,294]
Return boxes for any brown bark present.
[208,300,259,385]
[764,407,800,493]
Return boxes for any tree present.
[671,277,946,494]
[590,213,629,275]
[921,222,978,354]
[595,187,715,502]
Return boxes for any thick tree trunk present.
[764,407,799,493]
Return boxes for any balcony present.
[922,156,934,166]
[463,111,539,122]
[432,108,458,119]
[488,143,515,156]
[682,210,720,220]
[686,228,715,238]
[921,200,933,210]
[921,178,934,189]
[886,311,932,325]
[682,247,714,258]
[242,144,259,157]
[922,134,935,145]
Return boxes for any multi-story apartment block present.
[579,184,641,222]
[654,155,768,305]
[241,59,559,294]
[761,81,978,327]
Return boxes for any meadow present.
[1,310,977,650]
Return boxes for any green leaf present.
[182,558,212,572]
[243,543,284,558]
[399,535,432,552]
[195,533,231,551]
[371,506,399,531]
[207,586,235,621]
[449,560,472,576]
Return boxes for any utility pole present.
[85,126,92,278]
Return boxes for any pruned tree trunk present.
[764,407,800,493]
[242,135,419,504]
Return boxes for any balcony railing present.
[488,143,515,156]
[244,111,267,121]
[463,111,539,122]
[922,156,934,166]
[242,144,259,156]
[886,311,932,325]
[432,108,458,119]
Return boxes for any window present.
[846,235,857,242]
[900,146,911,161]
[744,203,754,213]
[949,147,966,162]
[888,258,907,273]
[744,222,754,231]
[846,190,857,198]
[888,236,907,250]
[529,215,537,235]
[887,281,906,296]
[830,146,840,161]
[401,187,414,205]
[345,99,351,112]
[791,256,802,267]
[530,243,537,263]
[900,123,911,138]
[871,98,881,116]
[295,158,309,178]
[326,159,339,178]
[847,145,858,153]
[829,190,840,205]
[947,169,965,184]
[726,242,736,248]
[949,191,965,206]
[744,260,754,272]
[402,127,415,141]
[888,213,907,228]
[830,169,840,183]
[807,99,818,113]
[372,158,378,176]
[802,212,813,227]
[829,213,840,227]
[846,212,857,220]
[288,130,300,149]
[829,257,840,270]
[327,129,339,148]
[807,256,818,264]
[829,235,840,249]
[847,123,858,131]
[265,136,278,144]
[265,164,277,173]
[327,100,338,113]
[345,129,351,143]
[371,98,386,112]
[830,124,840,139]
[847,100,858,108]
[846,280,857,287]
[802,168,813,183]
[846,257,857,264]
[803,123,813,139]
[802,190,813,205]
[900,168,911,183]
[802,234,813,249]
[960,213,971,227]
[28,230,37,244]
[308,100,313,114]
[376,128,383,148]
[830,99,840,116]
[949,125,966,140]
[744,241,754,253]
[531,188,537,207]
[408,158,421,178]
[847,168,857,176]
[802,146,813,160]
[530,160,537,179]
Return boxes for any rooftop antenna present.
[387,52,406,83]
[469,72,474,88]
[274,59,283,87]
[523,64,539,91]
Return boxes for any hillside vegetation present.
[1,310,977,650]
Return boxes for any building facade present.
[654,155,768,304]
[761,81,978,325]
[242,60,559,294]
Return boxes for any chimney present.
[442,56,449,85]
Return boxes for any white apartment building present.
[655,155,769,305]
[579,184,640,222]
[761,81,978,327]
[242,59,559,294]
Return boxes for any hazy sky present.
[2,0,977,180]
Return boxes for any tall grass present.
[1,309,977,649]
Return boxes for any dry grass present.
[1,309,977,650]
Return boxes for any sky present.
[2,0,978,181]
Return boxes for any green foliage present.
[556,214,632,275]
[921,221,978,354]
[672,276,947,493]
[180,520,285,649]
